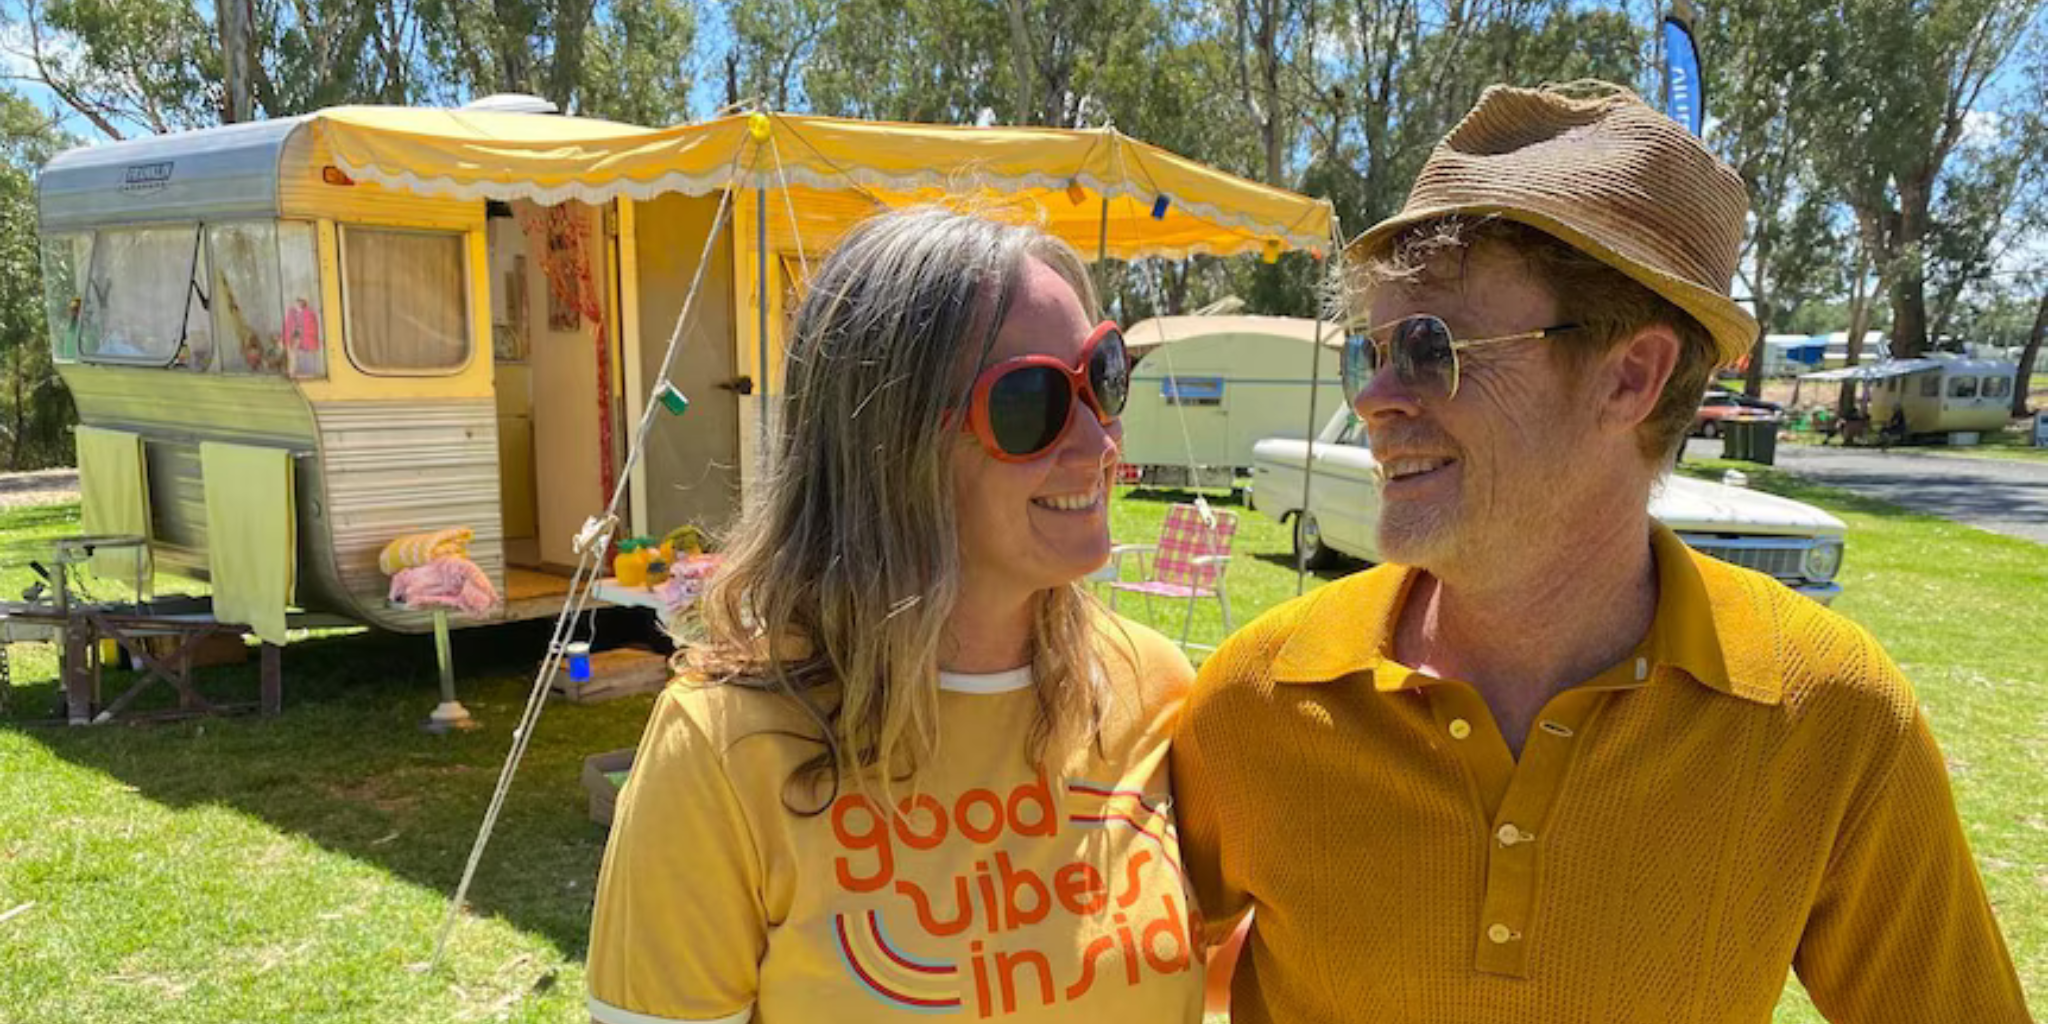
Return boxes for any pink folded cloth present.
[389,556,499,616]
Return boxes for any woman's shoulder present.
[648,674,832,762]
[1092,611,1196,713]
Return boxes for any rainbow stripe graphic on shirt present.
[1063,778,1182,875]
[833,909,963,1013]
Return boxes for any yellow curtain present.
[342,228,469,371]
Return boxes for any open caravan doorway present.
[485,194,744,584]
[486,199,620,577]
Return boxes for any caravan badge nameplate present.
[121,162,175,194]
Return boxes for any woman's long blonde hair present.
[688,206,1112,813]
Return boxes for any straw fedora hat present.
[1347,83,1758,367]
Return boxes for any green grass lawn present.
[1,481,2042,1022]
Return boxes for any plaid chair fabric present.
[1105,504,1237,648]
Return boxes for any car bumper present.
[1792,581,1842,605]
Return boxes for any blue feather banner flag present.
[1663,14,1704,136]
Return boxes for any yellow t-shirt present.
[588,616,1203,1024]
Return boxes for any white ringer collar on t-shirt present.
[937,666,1033,694]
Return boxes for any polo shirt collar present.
[1267,524,1785,706]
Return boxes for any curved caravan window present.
[57,223,325,376]
[40,233,93,361]
[75,226,196,366]
[1948,375,1978,399]
[340,227,471,374]
[1983,376,2011,400]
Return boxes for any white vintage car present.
[1249,410,1847,604]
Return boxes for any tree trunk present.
[2016,289,2047,419]
[1166,260,1191,316]
[220,0,253,122]
[1887,180,1932,358]
[1837,248,1877,420]
[1742,285,1771,396]
[10,347,24,472]
[1006,0,1035,124]
[1240,0,1282,185]
[548,0,594,112]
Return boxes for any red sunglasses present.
[960,320,1130,462]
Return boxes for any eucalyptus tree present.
[1700,0,1841,394]
[0,90,76,469]
[1805,0,2043,358]
[579,0,698,125]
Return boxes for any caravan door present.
[631,194,742,537]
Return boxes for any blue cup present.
[566,642,592,682]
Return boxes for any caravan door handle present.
[717,376,755,395]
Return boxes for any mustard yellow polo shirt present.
[1173,526,2030,1023]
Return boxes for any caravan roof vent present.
[462,94,561,115]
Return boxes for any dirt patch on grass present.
[320,764,477,815]
[320,777,423,815]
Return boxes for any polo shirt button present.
[1495,823,1529,846]
[1448,718,1472,740]
[1487,923,1515,944]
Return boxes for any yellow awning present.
[313,108,1336,260]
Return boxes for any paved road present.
[1685,438,2048,545]
[0,468,77,509]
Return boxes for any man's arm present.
[1793,712,2031,1022]
[1171,655,1256,951]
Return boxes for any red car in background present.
[1692,389,1783,438]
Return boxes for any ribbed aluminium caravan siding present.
[311,398,504,632]
[60,366,319,578]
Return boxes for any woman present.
[587,207,1204,1024]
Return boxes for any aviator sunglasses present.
[1342,314,1579,404]
[960,320,1130,462]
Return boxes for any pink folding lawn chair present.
[1104,503,1237,650]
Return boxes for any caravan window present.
[1948,375,1978,399]
[39,233,93,361]
[1983,376,2011,399]
[200,221,325,377]
[1919,374,1941,398]
[278,222,325,378]
[1162,376,1224,407]
[77,226,199,366]
[341,227,471,374]
[209,222,286,374]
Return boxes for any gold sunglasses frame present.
[1351,315,1580,401]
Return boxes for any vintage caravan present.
[1862,356,2020,435]
[1800,356,2019,438]
[1118,315,1344,485]
[38,105,1335,634]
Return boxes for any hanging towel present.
[74,425,152,583]
[200,442,296,645]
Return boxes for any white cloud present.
[1959,109,2005,150]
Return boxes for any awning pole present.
[757,184,770,453]
[1096,196,1111,287]
[1295,215,1343,595]
[1297,287,1323,596]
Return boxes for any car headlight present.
[1802,539,1844,582]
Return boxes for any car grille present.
[1683,539,1808,581]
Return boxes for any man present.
[1172,84,2031,1023]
